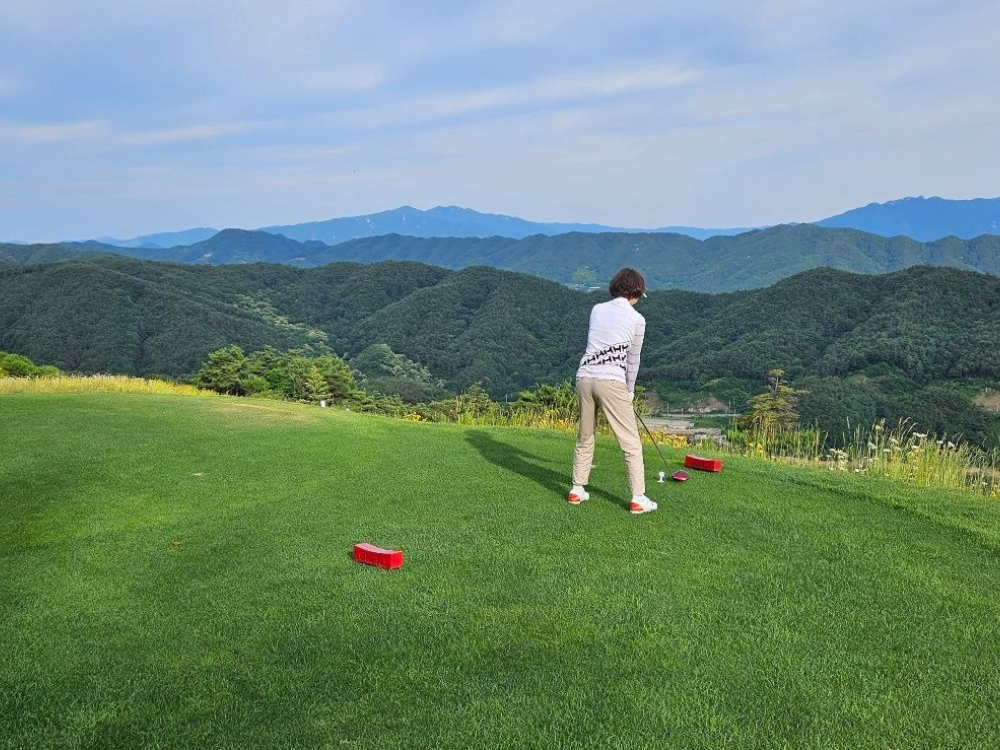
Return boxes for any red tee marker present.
[353,543,404,570]
[684,455,723,472]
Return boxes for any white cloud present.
[0,119,109,144]
[0,0,357,40]
[332,61,703,129]
[0,118,264,148]
[297,67,385,94]
[3,0,1000,239]
[121,122,262,146]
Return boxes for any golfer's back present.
[576,297,645,384]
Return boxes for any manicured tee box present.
[684,455,723,472]
[353,543,404,570]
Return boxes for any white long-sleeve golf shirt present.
[575,297,646,392]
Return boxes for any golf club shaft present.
[634,408,671,471]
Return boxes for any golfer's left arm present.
[625,316,645,397]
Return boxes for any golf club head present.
[671,470,690,482]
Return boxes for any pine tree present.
[739,369,804,434]
[196,346,248,395]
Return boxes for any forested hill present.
[0,242,120,264]
[2,256,1000,444]
[7,224,1000,293]
[317,226,1000,292]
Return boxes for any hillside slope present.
[0,258,449,377]
[0,241,119,264]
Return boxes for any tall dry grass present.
[0,374,212,397]
[731,418,1000,499]
[827,419,1000,498]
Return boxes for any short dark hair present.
[609,268,646,300]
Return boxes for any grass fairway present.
[3,393,1000,748]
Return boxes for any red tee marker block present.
[684,454,722,472]
[353,543,404,570]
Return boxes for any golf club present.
[634,407,671,473]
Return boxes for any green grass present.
[690,415,732,429]
[3,393,1000,748]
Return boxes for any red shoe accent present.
[568,493,583,504]
[629,502,644,514]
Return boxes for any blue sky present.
[1,0,998,241]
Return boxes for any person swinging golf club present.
[569,267,657,514]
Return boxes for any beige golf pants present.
[572,378,645,496]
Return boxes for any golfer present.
[568,267,657,514]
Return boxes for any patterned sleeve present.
[625,316,645,392]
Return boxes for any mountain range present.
[86,205,752,248]
[91,227,219,249]
[258,205,753,244]
[77,196,1000,250]
[9,223,1000,293]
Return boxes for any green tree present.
[245,345,283,395]
[240,374,271,396]
[313,355,356,402]
[197,346,248,395]
[456,383,493,419]
[0,352,36,377]
[305,364,328,402]
[283,355,326,401]
[247,345,281,377]
[739,369,804,434]
[516,381,579,420]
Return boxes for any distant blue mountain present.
[79,207,753,249]
[651,225,752,240]
[93,227,219,249]
[260,205,627,243]
[79,196,1000,249]
[816,196,1000,240]
[260,205,755,244]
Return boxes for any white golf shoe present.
[629,495,658,514]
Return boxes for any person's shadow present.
[465,430,625,510]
